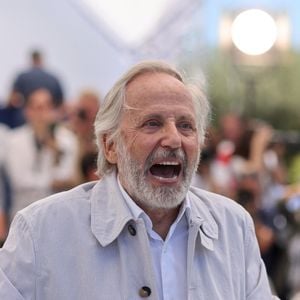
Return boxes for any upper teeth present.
[158,162,179,165]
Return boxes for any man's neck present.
[117,175,183,240]
[138,203,181,240]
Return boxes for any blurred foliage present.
[288,154,300,183]
[180,49,300,130]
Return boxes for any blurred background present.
[1,0,300,299]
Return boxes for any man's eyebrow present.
[141,113,163,119]
[136,114,163,125]
[138,113,196,124]
[177,114,196,122]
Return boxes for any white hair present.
[94,60,210,176]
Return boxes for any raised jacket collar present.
[90,172,219,248]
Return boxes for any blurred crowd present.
[0,50,100,243]
[1,50,300,299]
[192,113,300,300]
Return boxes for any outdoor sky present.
[202,0,300,49]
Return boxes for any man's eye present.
[178,122,193,130]
[143,120,160,128]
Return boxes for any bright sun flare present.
[231,9,278,55]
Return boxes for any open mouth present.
[149,161,182,180]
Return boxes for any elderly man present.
[0,61,277,299]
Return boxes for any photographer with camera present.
[3,88,78,221]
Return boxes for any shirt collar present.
[117,176,144,221]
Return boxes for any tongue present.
[150,164,176,178]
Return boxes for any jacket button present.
[139,286,151,297]
[128,224,136,236]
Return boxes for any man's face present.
[107,72,200,209]
[25,89,55,129]
[71,96,100,136]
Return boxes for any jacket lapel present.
[90,172,133,247]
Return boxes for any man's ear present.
[102,134,118,164]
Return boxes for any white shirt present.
[118,177,190,300]
[4,124,78,219]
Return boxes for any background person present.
[0,124,10,245]
[3,88,78,220]
[69,89,100,183]
[11,49,64,108]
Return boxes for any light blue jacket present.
[0,172,276,299]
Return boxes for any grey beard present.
[117,142,200,210]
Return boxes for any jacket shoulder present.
[17,181,97,226]
[189,186,250,221]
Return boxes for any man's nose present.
[160,123,182,149]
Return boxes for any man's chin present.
[138,198,184,211]
[136,184,187,210]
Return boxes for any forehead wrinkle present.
[125,72,191,106]
[122,72,196,127]
[127,90,190,108]
[122,101,196,126]
[123,102,142,112]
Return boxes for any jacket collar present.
[91,172,134,247]
[90,172,219,248]
[188,188,219,239]
[188,187,219,250]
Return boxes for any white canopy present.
[0,0,201,102]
